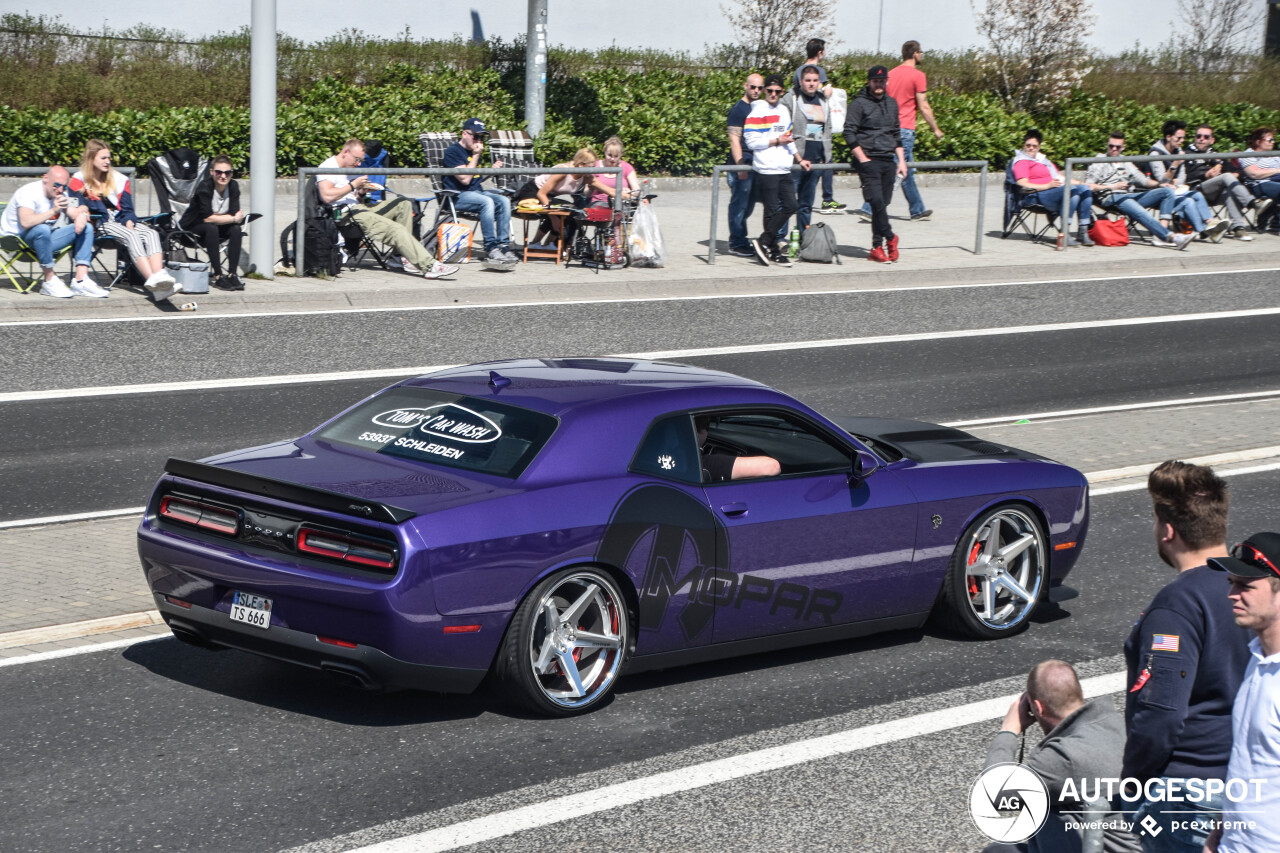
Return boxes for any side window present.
[630,414,700,484]
[702,411,850,480]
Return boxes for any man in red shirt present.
[859,40,943,222]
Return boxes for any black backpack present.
[279,177,342,277]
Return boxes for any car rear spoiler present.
[163,458,418,524]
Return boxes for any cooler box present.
[165,260,209,294]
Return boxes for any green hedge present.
[2,65,1277,176]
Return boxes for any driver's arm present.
[731,456,781,479]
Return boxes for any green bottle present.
[789,229,800,258]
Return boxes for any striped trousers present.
[99,219,163,261]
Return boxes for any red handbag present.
[1088,218,1130,246]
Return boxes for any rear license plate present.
[230,591,272,630]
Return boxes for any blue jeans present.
[1132,782,1224,853]
[454,189,510,251]
[1117,187,1176,219]
[20,221,94,268]
[1173,191,1211,232]
[1107,197,1172,240]
[861,128,926,218]
[726,169,757,251]
[1025,185,1093,229]
[793,145,823,231]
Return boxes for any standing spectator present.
[725,73,763,257]
[781,65,831,234]
[442,118,517,264]
[1184,125,1268,242]
[844,65,907,263]
[1123,460,1251,853]
[1011,129,1095,247]
[858,41,942,222]
[744,74,811,267]
[1204,532,1280,853]
[316,139,456,279]
[71,139,177,299]
[1148,120,1228,243]
[1241,127,1280,233]
[179,154,246,291]
[982,660,1140,853]
[0,165,99,298]
[1085,133,1193,250]
[792,38,846,214]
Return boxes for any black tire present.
[495,568,630,716]
[937,504,1047,639]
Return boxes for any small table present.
[514,209,571,264]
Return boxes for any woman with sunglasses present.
[180,154,246,290]
[1241,127,1280,233]
[70,139,177,297]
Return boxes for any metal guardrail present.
[708,159,990,263]
[294,166,624,274]
[1057,150,1257,251]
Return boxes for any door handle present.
[719,502,748,517]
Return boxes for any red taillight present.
[317,636,358,649]
[159,495,240,536]
[165,595,193,609]
[443,625,482,634]
[297,527,396,570]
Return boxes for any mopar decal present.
[595,485,842,643]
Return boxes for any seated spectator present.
[1011,129,1094,246]
[981,660,1141,853]
[1148,120,1228,242]
[1241,126,1280,233]
[589,136,642,208]
[442,118,517,263]
[1084,133,1193,250]
[179,154,246,291]
[317,138,456,279]
[71,139,177,299]
[0,165,100,298]
[513,147,598,247]
[1185,124,1268,241]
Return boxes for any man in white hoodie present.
[744,74,812,266]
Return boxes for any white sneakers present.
[40,274,111,298]
[144,270,182,302]
[39,276,73,298]
[70,277,109,297]
[422,261,459,279]
[1151,232,1195,250]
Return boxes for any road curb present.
[0,610,162,650]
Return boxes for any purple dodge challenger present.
[137,358,1088,715]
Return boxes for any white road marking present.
[0,505,145,530]
[1085,446,1280,484]
[0,635,163,669]
[7,305,1280,404]
[1090,460,1280,495]
[3,265,1276,328]
[336,672,1126,853]
[947,389,1280,427]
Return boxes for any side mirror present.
[850,449,880,483]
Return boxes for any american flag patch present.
[1152,634,1180,652]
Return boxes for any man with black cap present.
[1204,533,1280,853]
[843,66,908,263]
[1123,460,1251,853]
[442,118,518,264]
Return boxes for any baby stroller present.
[569,181,657,272]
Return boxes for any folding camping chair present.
[1000,164,1057,244]
[334,139,425,271]
[417,131,475,240]
[147,148,254,275]
[0,203,74,292]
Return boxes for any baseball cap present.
[868,65,889,80]
[1209,532,1280,579]
[462,118,488,136]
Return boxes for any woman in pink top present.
[589,136,641,207]
[1011,128,1095,246]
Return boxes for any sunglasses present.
[746,84,762,90]
[1107,143,1125,150]
[51,181,67,189]
[211,169,233,177]
[1195,133,1213,139]
[1232,543,1280,578]
[764,87,784,94]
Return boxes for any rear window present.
[314,388,558,478]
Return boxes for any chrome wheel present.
[943,505,1046,638]
[521,571,627,712]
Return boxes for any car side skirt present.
[627,611,930,674]
[154,595,487,694]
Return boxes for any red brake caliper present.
[967,541,982,597]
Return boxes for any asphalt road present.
[2,471,1277,853]
[2,311,1280,520]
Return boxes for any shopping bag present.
[437,222,473,263]
[628,203,666,268]
[1087,218,1129,246]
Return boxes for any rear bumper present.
[154,594,487,694]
